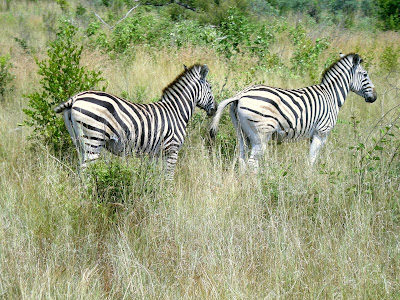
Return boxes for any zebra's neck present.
[160,81,197,124]
[320,59,353,108]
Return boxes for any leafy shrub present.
[0,54,15,100]
[23,20,106,153]
[94,12,170,53]
[217,7,252,58]
[380,44,400,73]
[376,0,400,30]
[112,16,145,53]
[290,24,330,81]
[86,159,135,203]
[249,23,276,61]
[86,22,101,37]
[169,20,217,48]
[85,157,164,221]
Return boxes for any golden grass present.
[0,2,400,299]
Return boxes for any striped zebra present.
[54,64,215,179]
[210,53,377,169]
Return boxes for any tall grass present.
[1,1,400,299]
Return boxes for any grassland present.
[0,1,400,299]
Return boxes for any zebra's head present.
[191,64,216,116]
[346,53,377,103]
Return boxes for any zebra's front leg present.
[309,132,328,166]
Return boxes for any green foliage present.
[86,22,101,37]
[88,11,220,54]
[376,0,400,30]
[55,0,70,12]
[85,158,164,218]
[76,4,87,17]
[14,37,31,54]
[270,0,316,13]
[23,20,106,153]
[218,7,252,58]
[0,54,15,100]
[250,24,276,60]
[327,0,359,14]
[380,44,400,73]
[290,24,330,82]
[86,159,135,203]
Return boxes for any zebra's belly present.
[270,128,313,143]
[100,128,158,155]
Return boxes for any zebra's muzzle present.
[207,106,217,117]
[366,88,377,103]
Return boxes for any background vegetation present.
[0,0,399,298]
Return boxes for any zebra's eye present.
[363,73,368,78]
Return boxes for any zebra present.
[54,64,215,179]
[210,53,377,170]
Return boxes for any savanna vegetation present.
[0,0,400,298]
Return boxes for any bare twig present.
[114,4,141,27]
[93,11,114,30]
[220,73,229,96]
[93,0,196,30]
[93,3,141,30]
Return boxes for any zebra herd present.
[54,53,377,179]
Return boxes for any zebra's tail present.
[53,97,74,113]
[209,96,239,139]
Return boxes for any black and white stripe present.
[54,64,215,179]
[210,53,377,169]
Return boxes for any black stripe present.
[246,95,294,129]
[77,121,110,139]
[240,107,285,130]
[75,97,131,138]
[251,87,300,121]
[83,135,105,142]
[73,107,119,139]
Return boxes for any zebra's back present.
[236,85,329,141]
[69,91,172,155]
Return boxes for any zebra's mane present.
[320,53,360,82]
[161,64,202,95]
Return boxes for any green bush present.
[85,158,164,221]
[380,44,400,73]
[290,24,330,82]
[0,54,15,100]
[23,20,106,154]
[249,23,276,62]
[217,7,252,58]
[376,0,400,30]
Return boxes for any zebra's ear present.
[353,53,362,65]
[339,52,345,58]
[183,64,188,70]
[200,65,209,82]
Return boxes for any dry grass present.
[1,1,400,299]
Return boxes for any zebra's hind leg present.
[247,141,267,172]
[70,117,103,171]
[230,102,247,170]
[62,109,77,147]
